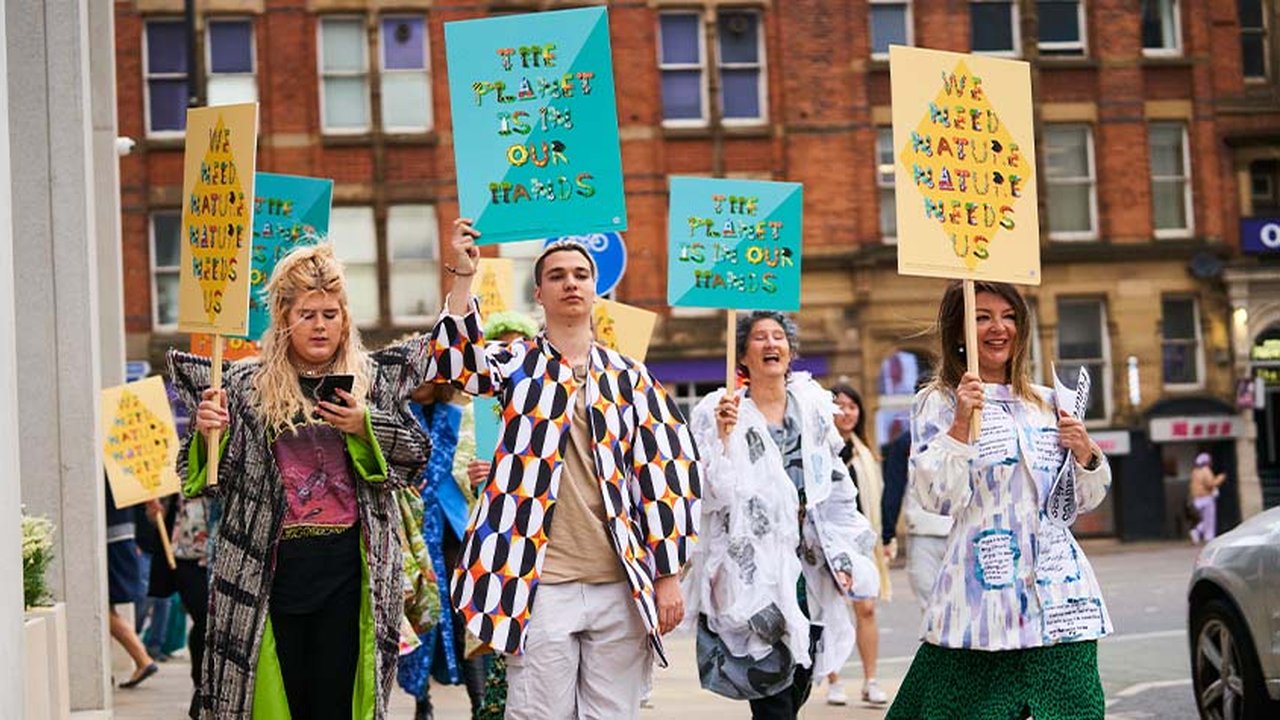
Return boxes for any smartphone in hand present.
[312,374,355,406]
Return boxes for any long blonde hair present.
[253,243,370,435]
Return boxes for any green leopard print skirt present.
[885,641,1104,720]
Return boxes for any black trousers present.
[270,578,361,719]
[171,559,209,714]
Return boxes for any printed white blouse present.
[910,383,1113,651]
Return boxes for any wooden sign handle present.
[963,280,981,442]
[725,309,737,391]
[207,334,224,487]
[151,508,177,571]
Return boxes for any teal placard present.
[444,7,626,245]
[242,173,333,340]
[473,396,501,460]
[667,177,804,311]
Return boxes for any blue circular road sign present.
[544,232,627,296]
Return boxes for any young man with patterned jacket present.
[424,219,702,720]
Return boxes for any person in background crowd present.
[398,377,482,720]
[1188,452,1226,544]
[886,281,1112,720]
[143,494,211,718]
[171,244,432,719]
[428,220,700,720]
[106,480,158,689]
[686,311,879,720]
[824,384,891,707]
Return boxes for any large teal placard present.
[243,172,333,340]
[667,177,804,311]
[444,7,626,245]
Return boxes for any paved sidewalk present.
[111,630,901,719]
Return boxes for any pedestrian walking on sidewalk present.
[170,243,433,719]
[886,281,1113,720]
[824,383,891,707]
[429,220,701,720]
[1188,452,1226,544]
[685,311,880,720]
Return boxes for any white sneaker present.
[826,680,848,706]
[862,678,889,705]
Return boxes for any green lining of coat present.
[354,539,376,720]
[251,617,291,719]
[182,431,229,497]
[345,410,389,482]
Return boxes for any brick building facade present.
[114,0,1280,537]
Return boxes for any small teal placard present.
[445,7,627,245]
[472,396,502,461]
[666,177,804,311]
[242,172,333,340]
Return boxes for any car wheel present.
[1191,598,1270,720]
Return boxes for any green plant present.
[22,512,55,608]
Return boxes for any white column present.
[0,0,28,714]
[6,0,111,711]
[90,0,125,390]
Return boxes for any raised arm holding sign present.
[177,103,259,485]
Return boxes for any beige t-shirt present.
[540,365,627,585]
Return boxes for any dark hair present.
[533,241,597,287]
[932,280,1042,406]
[736,311,799,377]
[831,383,867,442]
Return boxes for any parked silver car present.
[1187,505,1280,719]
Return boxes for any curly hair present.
[736,311,800,378]
[253,243,370,435]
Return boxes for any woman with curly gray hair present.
[683,311,880,719]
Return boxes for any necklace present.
[290,356,335,378]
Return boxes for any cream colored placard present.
[475,258,515,318]
[593,299,657,361]
[891,46,1041,285]
[101,376,181,508]
[178,103,260,334]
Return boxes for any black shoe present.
[415,698,434,720]
[119,662,158,689]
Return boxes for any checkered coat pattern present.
[168,337,433,719]
[426,306,701,665]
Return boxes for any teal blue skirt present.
[885,641,1104,720]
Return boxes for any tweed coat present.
[425,305,702,665]
[168,336,432,719]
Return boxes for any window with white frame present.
[658,9,766,125]
[319,17,370,132]
[659,12,706,124]
[500,240,546,319]
[1149,122,1193,237]
[206,19,256,106]
[1037,0,1086,56]
[328,207,379,324]
[1141,0,1181,55]
[144,20,189,135]
[380,16,431,132]
[717,10,765,123]
[870,1,911,59]
[877,127,897,241]
[150,211,182,328]
[1045,124,1097,240]
[388,205,440,323]
[1240,0,1269,80]
[970,0,1018,55]
[1161,296,1202,387]
[1056,297,1109,421]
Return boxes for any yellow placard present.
[178,103,260,334]
[101,376,181,508]
[475,258,515,318]
[191,333,260,361]
[891,46,1040,285]
[592,299,657,361]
